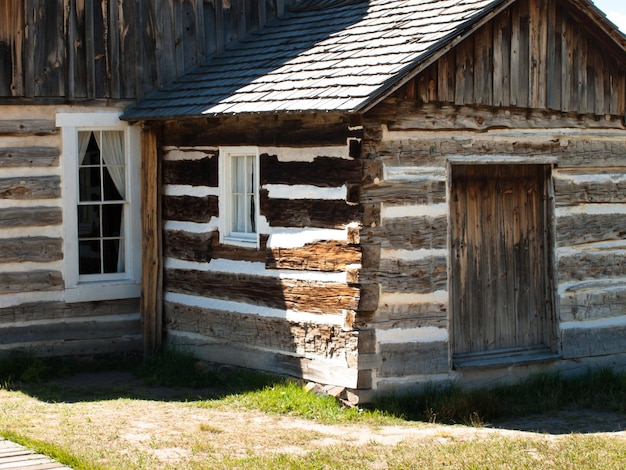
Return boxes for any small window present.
[219,147,259,246]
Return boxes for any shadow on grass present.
[2,350,626,435]
[0,350,286,404]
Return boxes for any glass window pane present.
[103,167,123,201]
[102,204,123,237]
[248,194,255,233]
[79,240,101,274]
[77,205,100,238]
[103,239,121,273]
[79,167,101,202]
[81,133,100,165]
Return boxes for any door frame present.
[447,158,560,369]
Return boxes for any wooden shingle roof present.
[121,0,623,120]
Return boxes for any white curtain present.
[78,131,91,164]
[93,131,126,272]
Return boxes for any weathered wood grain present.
[362,302,448,329]
[0,176,61,199]
[267,241,361,273]
[554,173,626,205]
[562,323,626,359]
[165,301,358,359]
[260,195,360,229]
[0,120,57,136]
[162,195,218,223]
[0,237,63,263]
[260,155,362,187]
[377,340,449,377]
[361,180,446,205]
[0,270,63,294]
[367,255,447,295]
[163,156,218,187]
[0,147,60,167]
[165,268,359,315]
[0,206,62,228]
[556,213,626,246]
[0,298,140,324]
[559,282,626,322]
[362,215,448,251]
[558,250,626,283]
[163,230,214,262]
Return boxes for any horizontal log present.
[557,250,626,283]
[562,323,626,359]
[260,195,360,229]
[0,175,61,199]
[362,215,448,250]
[0,206,63,228]
[163,156,218,187]
[0,298,140,324]
[167,332,359,388]
[212,237,268,263]
[267,241,361,272]
[0,270,64,295]
[163,230,214,262]
[0,237,63,263]
[0,147,60,167]
[559,282,626,322]
[260,155,362,187]
[366,102,626,132]
[165,268,359,314]
[377,340,449,377]
[363,255,448,294]
[361,180,446,206]
[162,113,358,147]
[162,195,218,223]
[1,337,142,357]
[165,301,358,359]
[0,316,141,344]
[554,173,626,206]
[556,213,626,247]
[0,120,58,136]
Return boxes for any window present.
[57,112,141,302]
[219,147,259,246]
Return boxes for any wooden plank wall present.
[159,115,370,388]
[404,0,626,116]
[0,105,141,356]
[0,0,294,100]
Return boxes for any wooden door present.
[450,164,555,364]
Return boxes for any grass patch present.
[374,367,626,425]
[0,430,104,470]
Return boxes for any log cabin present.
[0,0,297,356]
[3,0,626,402]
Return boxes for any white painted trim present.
[165,292,345,326]
[58,111,141,302]
[218,146,260,248]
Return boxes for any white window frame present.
[218,146,260,248]
[57,111,141,302]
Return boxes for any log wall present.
[159,115,368,388]
[0,105,141,356]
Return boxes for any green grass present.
[0,430,104,470]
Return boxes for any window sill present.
[65,280,141,303]
[453,347,560,370]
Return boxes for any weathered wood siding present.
[0,0,296,100]
[0,105,141,355]
[398,0,626,116]
[160,115,368,388]
[360,0,626,392]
